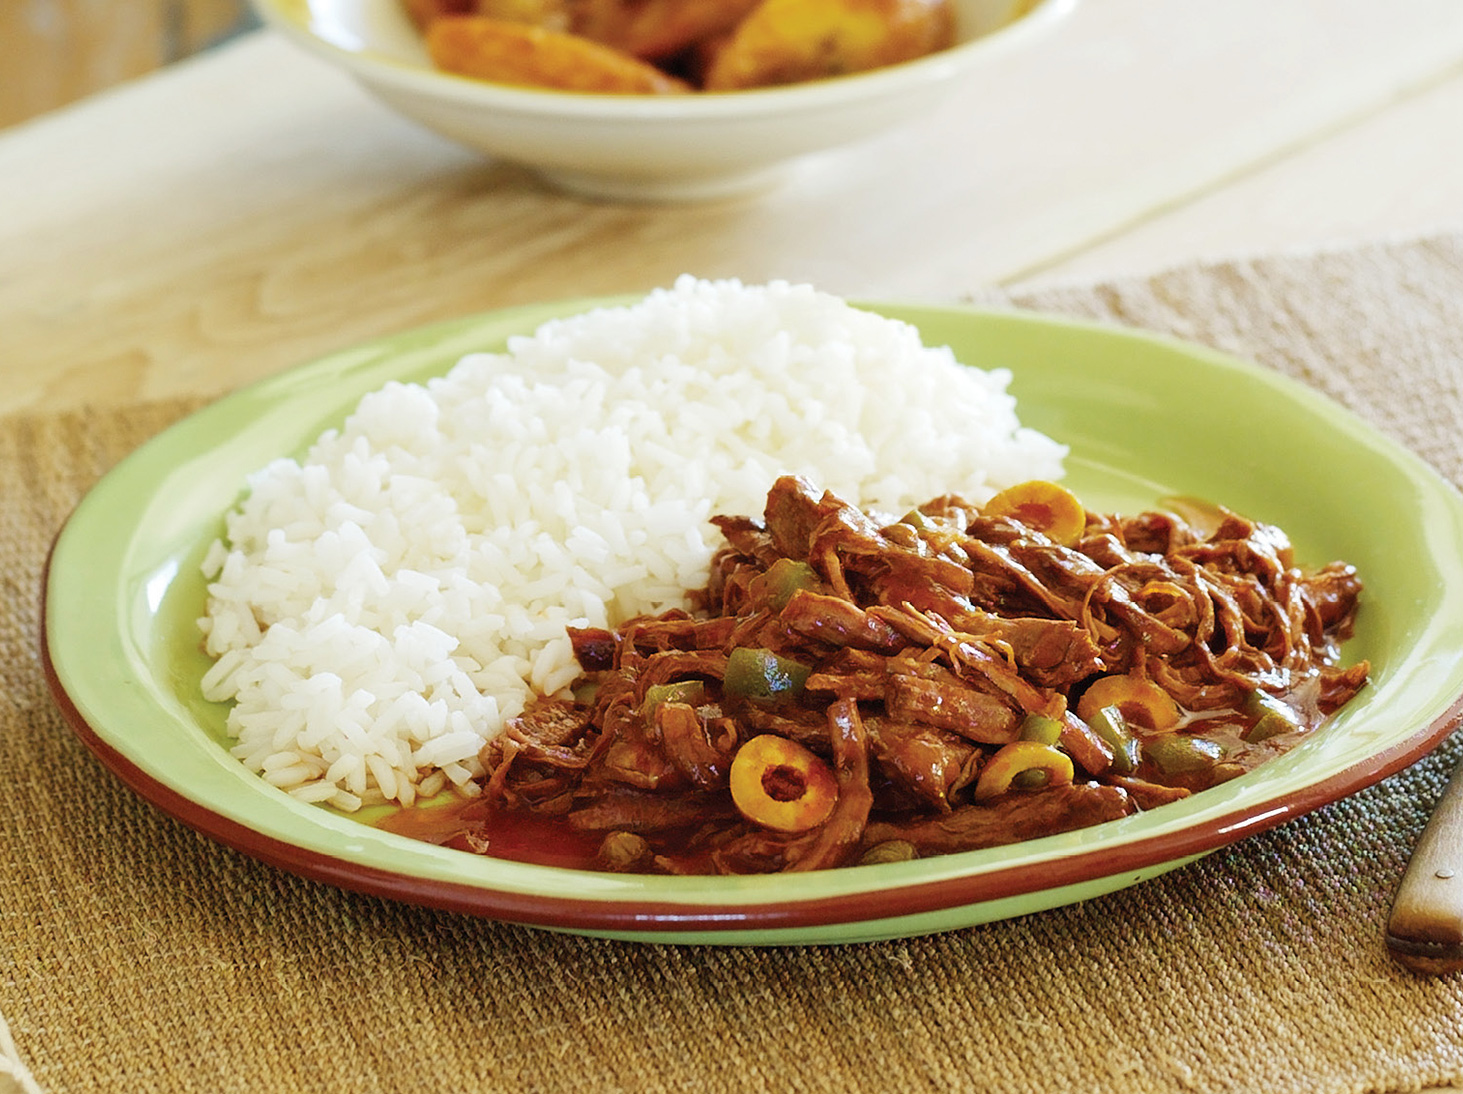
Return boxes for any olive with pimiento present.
[982,480,1088,547]
[729,735,839,833]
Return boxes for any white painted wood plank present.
[1012,63,1463,288]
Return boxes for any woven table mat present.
[5,237,1463,1094]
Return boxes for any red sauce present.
[375,798,604,870]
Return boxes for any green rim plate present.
[42,298,1463,945]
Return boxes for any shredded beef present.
[466,477,1368,874]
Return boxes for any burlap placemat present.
[5,237,1463,1094]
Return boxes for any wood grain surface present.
[2,0,1462,419]
[0,0,252,128]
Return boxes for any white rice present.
[198,276,1066,812]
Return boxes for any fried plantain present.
[702,0,955,91]
[427,15,693,93]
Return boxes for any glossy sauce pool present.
[377,797,606,870]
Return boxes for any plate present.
[43,298,1463,945]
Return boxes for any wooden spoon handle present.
[1387,758,1463,975]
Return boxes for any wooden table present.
[4,0,1463,419]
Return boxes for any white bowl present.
[253,0,1078,202]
